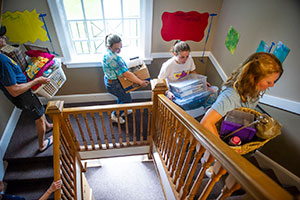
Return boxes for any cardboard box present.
[118,63,150,93]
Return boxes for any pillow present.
[1,44,28,72]
[24,50,55,90]
[25,56,50,80]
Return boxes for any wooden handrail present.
[155,94,292,199]
[46,101,78,200]
[61,101,152,152]
[61,102,153,114]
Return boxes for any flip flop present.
[39,136,53,153]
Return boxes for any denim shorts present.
[12,90,45,120]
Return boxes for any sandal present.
[39,136,53,153]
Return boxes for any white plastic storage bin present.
[33,59,66,99]
[169,74,207,99]
[174,86,219,118]
[173,90,215,110]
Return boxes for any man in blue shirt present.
[0,26,53,153]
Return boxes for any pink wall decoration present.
[161,11,209,42]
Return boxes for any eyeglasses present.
[0,35,6,39]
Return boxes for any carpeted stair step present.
[3,156,54,200]
[190,163,245,199]
[244,154,260,168]
[282,185,300,197]
[194,176,244,200]
[4,156,53,182]
[4,110,54,160]
[196,177,224,199]
[225,195,247,200]
[261,168,281,185]
[4,178,54,200]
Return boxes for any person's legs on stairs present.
[36,115,52,152]
[114,81,132,116]
[42,115,53,132]
[105,78,132,116]
[36,116,46,151]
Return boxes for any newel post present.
[150,79,168,154]
[46,100,64,200]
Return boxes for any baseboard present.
[0,107,22,180]
[254,151,300,191]
[152,144,176,200]
[79,146,150,160]
[39,90,152,105]
[151,51,209,59]
[260,95,300,115]
[207,52,228,81]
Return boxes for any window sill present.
[64,60,103,68]
[62,55,153,68]
[62,55,103,68]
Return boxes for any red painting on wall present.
[161,11,209,42]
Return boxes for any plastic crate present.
[33,65,66,99]
[169,74,207,99]
[173,86,218,110]
[174,90,213,110]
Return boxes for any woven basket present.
[220,107,281,155]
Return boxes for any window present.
[48,0,153,68]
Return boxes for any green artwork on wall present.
[225,26,240,55]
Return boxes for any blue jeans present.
[104,76,132,115]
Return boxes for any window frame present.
[47,0,153,68]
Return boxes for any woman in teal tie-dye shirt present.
[102,34,149,124]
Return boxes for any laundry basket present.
[33,63,66,99]
[219,107,281,155]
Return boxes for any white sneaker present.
[111,113,125,124]
[205,166,214,178]
[121,109,133,117]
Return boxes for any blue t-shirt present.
[0,53,27,101]
[102,49,128,80]
[211,87,259,117]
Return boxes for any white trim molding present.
[255,151,300,191]
[152,144,176,200]
[259,95,300,115]
[207,52,228,81]
[79,146,149,160]
[40,90,152,105]
[151,51,210,59]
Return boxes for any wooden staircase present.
[245,154,300,197]
[3,111,55,199]
[4,156,54,199]
[2,84,299,199]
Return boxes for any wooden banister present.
[151,79,168,158]
[46,100,79,200]
[154,94,292,200]
[46,101,64,200]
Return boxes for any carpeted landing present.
[84,155,165,200]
